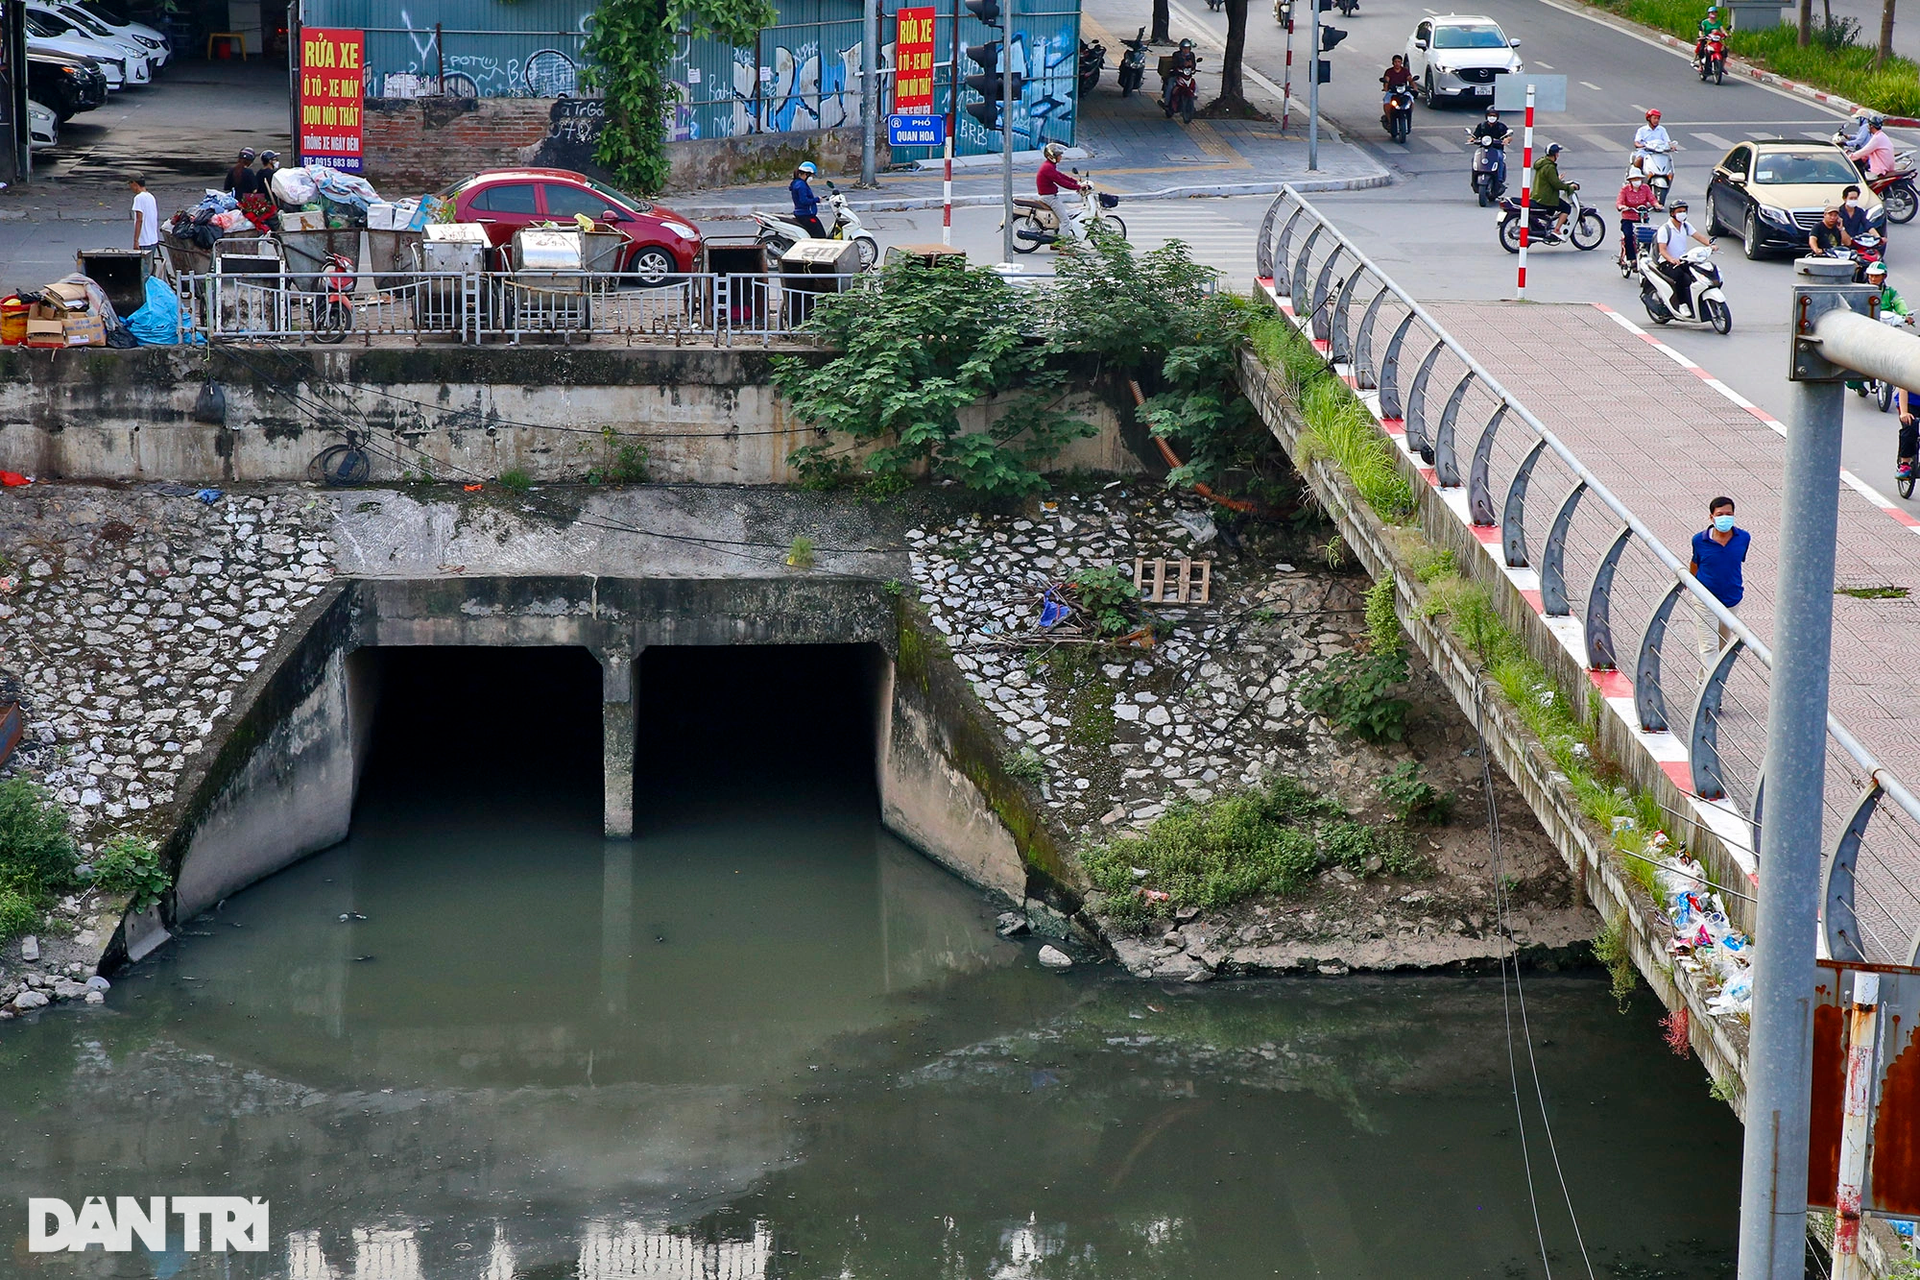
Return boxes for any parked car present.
[439,169,704,285]
[1405,14,1521,105]
[26,2,150,84]
[64,0,171,67]
[27,49,109,119]
[25,10,127,89]
[1704,140,1883,258]
[27,100,60,151]
[41,0,166,72]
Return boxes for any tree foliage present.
[585,0,777,194]
[772,260,1092,495]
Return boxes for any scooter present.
[1638,243,1731,333]
[752,182,879,269]
[1697,30,1726,83]
[1618,206,1656,277]
[1827,127,1918,222]
[1161,56,1201,123]
[1634,138,1677,208]
[308,250,354,343]
[1079,38,1106,96]
[1467,130,1506,205]
[1005,176,1126,251]
[1382,85,1414,143]
[1854,310,1912,415]
[1117,28,1149,95]
[1496,188,1605,252]
[1835,229,1886,283]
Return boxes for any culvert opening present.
[352,646,604,830]
[637,644,887,827]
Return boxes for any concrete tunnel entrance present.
[347,644,890,839]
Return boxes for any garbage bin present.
[779,239,860,327]
[76,249,152,318]
[412,223,490,332]
[509,229,590,333]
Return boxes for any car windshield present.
[1753,153,1861,185]
[59,8,113,36]
[1433,24,1508,47]
[24,12,66,36]
[77,0,129,21]
[585,176,651,213]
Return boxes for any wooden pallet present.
[1133,557,1211,604]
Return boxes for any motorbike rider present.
[789,161,826,239]
[1381,54,1413,107]
[1617,163,1659,266]
[1809,204,1853,255]
[1867,261,1911,319]
[1841,109,1875,150]
[1633,109,1671,162]
[1848,115,1897,177]
[1162,39,1198,115]
[1898,385,1918,481]
[1839,184,1874,238]
[1693,6,1725,65]
[1653,199,1713,310]
[1532,142,1577,241]
[1469,107,1510,192]
[1036,141,1088,242]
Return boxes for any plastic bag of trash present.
[124,277,202,346]
[1174,509,1218,544]
[309,167,381,211]
[270,166,319,208]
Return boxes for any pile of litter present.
[1645,835,1753,1018]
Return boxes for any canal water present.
[1,647,1743,1278]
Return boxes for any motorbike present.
[1161,56,1201,123]
[1618,207,1656,277]
[1118,28,1149,95]
[1854,310,1913,419]
[1638,243,1732,333]
[1697,30,1726,83]
[752,182,879,269]
[1496,187,1606,252]
[1828,128,1918,222]
[1334,0,1358,13]
[1382,85,1414,143]
[1079,39,1106,96]
[307,251,354,343]
[1634,137,1677,208]
[1006,175,1126,251]
[1468,130,1506,205]
[1836,229,1886,282]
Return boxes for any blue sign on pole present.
[888,114,946,147]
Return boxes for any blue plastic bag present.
[124,277,202,346]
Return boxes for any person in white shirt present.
[129,176,159,251]
[1653,199,1713,310]
[1631,109,1675,205]
[1849,116,1897,177]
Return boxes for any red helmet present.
[1646,108,1662,120]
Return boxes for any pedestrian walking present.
[129,175,159,252]
[1689,495,1749,654]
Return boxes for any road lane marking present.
[1421,136,1457,152]
[1691,131,1735,148]
[1579,132,1626,152]
[1534,60,1554,68]
[1580,79,1603,91]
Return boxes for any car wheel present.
[629,246,676,285]
[1424,71,1435,105]
[1743,207,1761,260]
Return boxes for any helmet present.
[1545,142,1563,155]
[1486,107,1499,117]
[1645,108,1662,120]
[797,160,817,174]
[1867,262,1888,277]
[1871,114,1888,127]
[1043,142,1065,161]
[259,150,279,164]
[1179,37,1194,48]
[238,148,256,162]
[1670,198,1689,212]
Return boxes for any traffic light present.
[965,0,1001,24]
[963,40,1025,129]
[1317,23,1345,82]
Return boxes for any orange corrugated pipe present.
[1128,380,1255,513]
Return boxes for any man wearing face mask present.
[1689,496,1748,653]
[1838,185,1872,239]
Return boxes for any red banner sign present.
[299,27,365,173]
[894,7,937,113]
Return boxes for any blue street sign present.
[888,114,945,146]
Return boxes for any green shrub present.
[785,536,816,570]
[1300,652,1412,742]
[1068,564,1141,637]
[0,780,77,943]
[1376,761,1456,825]
[498,468,533,492]
[1593,910,1637,1012]
[1004,748,1048,786]
[91,835,171,914]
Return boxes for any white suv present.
[1406,15,1522,105]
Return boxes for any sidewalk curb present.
[1538,0,1919,126]
[675,169,1391,219]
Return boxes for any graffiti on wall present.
[667,38,867,141]
[954,29,1077,152]
[389,7,589,98]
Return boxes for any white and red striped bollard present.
[1282,17,1293,132]
[1516,82,1535,298]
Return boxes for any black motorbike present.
[1495,188,1606,252]
[1469,131,1507,205]
[1078,39,1106,96]
[1117,27,1148,96]
[1334,0,1358,14]
[1382,85,1413,143]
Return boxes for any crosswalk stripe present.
[1579,133,1626,152]
[1422,136,1458,153]
[1691,131,1736,148]
[1804,129,1836,140]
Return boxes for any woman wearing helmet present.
[1162,38,1197,115]
[1037,142,1086,241]
[1632,109,1673,208]
[224,148,259,197]
[789,160,826,239]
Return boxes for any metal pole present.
[1832,971,1881,1280]
[1307,0,1319,169]
[1281,11,1293,133]
[1737,370,1846,1280]
[1001,0,1016,262]
[861,0,880,185]
[435,22,444,93]
[943,0,958,244]
[1516,83,1534,299]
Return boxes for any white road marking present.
[1691,131,1736,148]
[1580,79,1603,91]
[1579,132,1626,152]
[1805,129,1837,140]
[1422,135,1458,152]
[1534,60,1555,68]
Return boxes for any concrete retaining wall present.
[0,346,1140,486]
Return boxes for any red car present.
[440,168,702,284]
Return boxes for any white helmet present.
[1043,142,1065,161]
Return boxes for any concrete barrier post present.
[599,643,637,838]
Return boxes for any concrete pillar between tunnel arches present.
[600,643,639,838]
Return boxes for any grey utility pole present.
[1307,0,1319,170]
[1001,0,1016,260]
[861,0,880,185]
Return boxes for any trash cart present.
[779,239,860,328]
[75,249,152,318]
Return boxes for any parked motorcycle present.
[1006,175,1126,250]
[1161,56,1201,123]
[1468,131,1506,205]
[307,251,354,343]
[1117,28,1149,95]
[1382,85,1414,143]
[1697,30,1726,83]
[1638,243,1731,333]
[1496,188,1605,252]
[752,182,879,269]
[1634,138,1676,208]
[1079,38,1106,96]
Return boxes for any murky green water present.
[0,648,1743,1277]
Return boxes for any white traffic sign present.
[1495,73,1567,112]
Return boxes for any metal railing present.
[175,269,883,347]
[1257,186,1920,966]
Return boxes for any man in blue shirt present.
[789,161,826,240]
[1689,495,1749,653]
